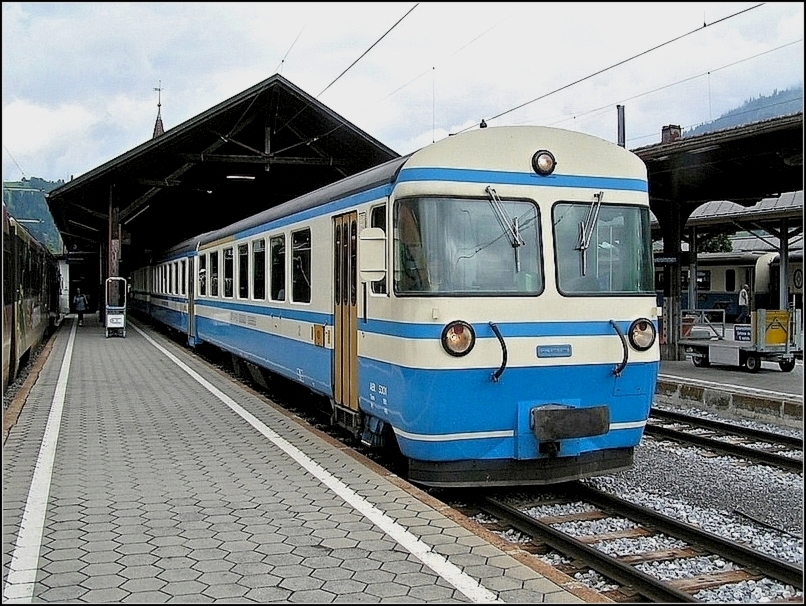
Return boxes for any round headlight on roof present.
[532,150,556,176]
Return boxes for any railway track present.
[646,408,803,472]
[451,482,803,603]
[165,324,802,603]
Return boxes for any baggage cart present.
[105,277,127,338]
[681,308,802,372]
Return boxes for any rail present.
[466,484,803,603]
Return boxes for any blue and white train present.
[130,125,659,487]
[655,249,804,322]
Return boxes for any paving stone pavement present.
[2,316,587,603]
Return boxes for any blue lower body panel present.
[195,316,331,396]
[358,358,657,485]
[152,306,187,334]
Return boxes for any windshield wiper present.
[576,190,603,275]
[486,186,525,271]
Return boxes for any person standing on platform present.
[736,283,750,324]
[73,288,89,326]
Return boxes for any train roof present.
[3,202,59,260]
[159,126,645,260]
[692,250,802,265]
[162,155,410,257]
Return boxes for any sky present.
[2,2,803,184]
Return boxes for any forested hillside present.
[685,86,802,137]
[2,177,64,254]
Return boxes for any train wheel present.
[744,354,761,373]
[692,354,710,368]
[778,359,796,372]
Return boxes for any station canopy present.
[634,112,803,245]
[651,190,803,247]
[46,74,399,272]
[47,78,802,274]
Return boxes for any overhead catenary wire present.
[453,2,767,135]
[378,12,512,102]
[538,38,803,140]
[3,145,27,179]
[274,25,306,75]
[317,3,419,99]
[272,3,419,142]
[274,5,506,146]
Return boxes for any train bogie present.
[135,126,660,487]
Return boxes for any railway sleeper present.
[535,510,608,525]
[668,569,764,593]
[617,547,703,565]
[575,527,654,544]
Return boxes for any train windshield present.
[553,202,654,295]
[394,197,542,295]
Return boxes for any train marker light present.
[532,150,556,175]
[441,321,476,356]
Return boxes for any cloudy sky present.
[2,2,803,184]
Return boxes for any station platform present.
[2,315,590,604]
[657,325,803,429]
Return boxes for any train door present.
[4,221,19,384]
[333,212,359,416]
[187,256,196,346]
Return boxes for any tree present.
[697,232,732,253]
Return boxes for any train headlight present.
[532,150,556,176]
[628,318,656,351]
[441,321,476,357]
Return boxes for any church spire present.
[152,81,164,138]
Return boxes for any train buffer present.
[680,308,802,373]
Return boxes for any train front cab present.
[348,128,659,487]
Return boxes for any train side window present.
[370,205,387,295]
[198,254,207,296]
[253,239,266,300]
[210,251,219,296]
[3,236,12,305]
[291,229,311,303]
[180,259,186,296]
[223,247,234,298]
[238,243,249,299]
[270,235,285,301]
[725,269,736,292]
[696,270,711,291]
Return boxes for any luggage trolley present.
[105,277,127,338]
